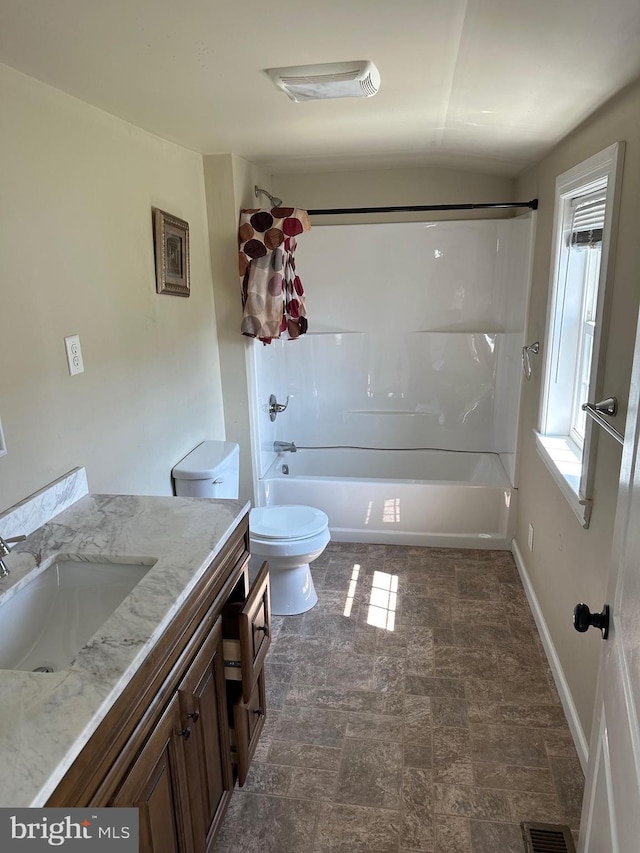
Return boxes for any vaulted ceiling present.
[1,0,639,176]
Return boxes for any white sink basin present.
[0,557,157,672]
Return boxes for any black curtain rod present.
[307,199,538,216]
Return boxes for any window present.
[566,192,605,449]
[535,143,624,527]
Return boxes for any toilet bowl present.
[172,441,330,615]
[249,505,329,615]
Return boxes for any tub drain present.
[32,664,55,673]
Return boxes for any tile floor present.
[213,542,584,853]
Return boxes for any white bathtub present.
[257,449,515,549]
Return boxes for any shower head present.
[255,185,283,208]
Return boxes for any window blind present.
[569,191,607,247]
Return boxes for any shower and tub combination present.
[260,447,512,548]
[248,213,535,550]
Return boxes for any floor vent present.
[521,822,576,853]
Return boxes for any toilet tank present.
[172,441,240,499]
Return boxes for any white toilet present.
[172,441,330,616]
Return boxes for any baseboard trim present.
[511,538,589,772]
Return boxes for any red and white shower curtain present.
[238,207,310,344]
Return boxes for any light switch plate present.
[64,335,84,376]
[0,417,6,457]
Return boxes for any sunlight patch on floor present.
[343,563,360,618]
[366,569,398,631]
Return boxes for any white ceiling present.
[1,0,640,177]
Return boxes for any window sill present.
[534,431,592,527]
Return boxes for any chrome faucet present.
[274,441,297,453]
[268,394,290,422]
[0,535,26,578]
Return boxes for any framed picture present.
[153,208,190,296]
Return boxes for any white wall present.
[202,153,273,501]
[514,77,640,744]
[493,212,536,483]
[0,64,225,510]
[272,166,516,225]
[248,340,287,480]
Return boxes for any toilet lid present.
[250,505,328,540]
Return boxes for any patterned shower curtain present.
[238,206,310,344]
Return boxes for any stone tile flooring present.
[213,543,584,852]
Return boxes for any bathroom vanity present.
[0,469,270,852]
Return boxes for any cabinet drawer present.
[233,669,266,787]
[222,639,242,682]
[223,561,271,702]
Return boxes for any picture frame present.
[153,208,190,297]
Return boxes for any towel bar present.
[582,397,624,445]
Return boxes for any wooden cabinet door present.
[177,615,232,852]
[111,694,194,853]
[238,561,271,701]
[233,668,267,787]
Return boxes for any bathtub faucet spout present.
[274,441,297,453]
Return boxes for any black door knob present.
[573,603,610,639]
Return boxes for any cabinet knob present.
[253,708,265,718]
[177,727,192,740]
[256,625,269,637]
[187,711,200,723]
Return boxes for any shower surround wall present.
[252,216,533,482]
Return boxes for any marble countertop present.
[0,481,249,807]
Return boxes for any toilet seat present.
[250,505,329,542]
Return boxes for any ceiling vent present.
[267,61,380,102]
